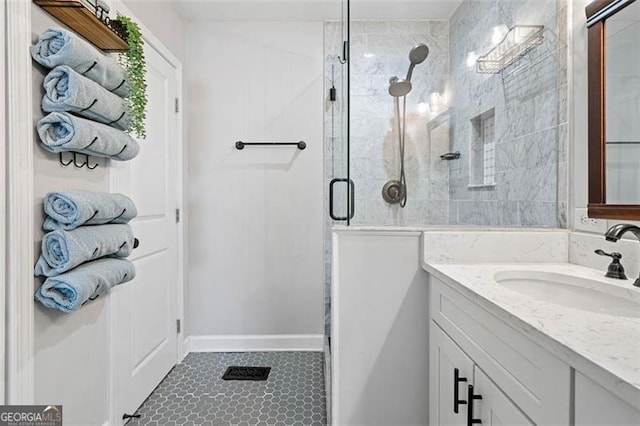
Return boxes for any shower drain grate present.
[221,366,271,381]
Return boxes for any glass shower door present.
[324,0,351,336]
[327,0,353,225]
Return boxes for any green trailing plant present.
[115,16,147,139]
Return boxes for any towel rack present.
[59,152,99,169]
[235,141,307,150]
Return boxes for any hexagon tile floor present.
[127,351,326,426]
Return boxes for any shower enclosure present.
[326,15,454,228]
[326,0,566,228]
[324,0,568,331]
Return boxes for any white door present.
[110,41,179,422]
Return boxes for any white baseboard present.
[186,334,324,353]
[178,336,189,362]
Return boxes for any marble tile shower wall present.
[447,0,568,227]
[325,21,451,226]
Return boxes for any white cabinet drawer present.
[430,276,571,425]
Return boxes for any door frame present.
[5,0,36,405]
[1,0,8,405]
[107,2,185,423]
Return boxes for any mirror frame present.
[586,0,640,220]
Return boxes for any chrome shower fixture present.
[388,44,429,97]
[388,76,412,98]
[407,44,429,78]
[383,43,429,208]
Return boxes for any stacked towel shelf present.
[33,0,128,52]
[35,190,139,312]
[31,28,139,169]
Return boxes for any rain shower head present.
[388,43,429,97]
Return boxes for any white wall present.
[332,230,430,425]
[121,0,185,63]
[186,22,325,346]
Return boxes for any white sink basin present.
[493,270,640,318]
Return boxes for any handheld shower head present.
[387,44,430,97]
[405,43,429,81]
[409,44,430,64]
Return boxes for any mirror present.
[606,0,640,204]
[587,0,640,219]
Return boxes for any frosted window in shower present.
[469,109,496,187]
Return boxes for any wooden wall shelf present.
[34,0,128,52]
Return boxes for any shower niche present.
[469,109,497,188]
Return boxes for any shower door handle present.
[329,178,355,221]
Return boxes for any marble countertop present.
[423,261,640,409]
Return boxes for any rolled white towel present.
[35,258,135,313]
[43,190,137,231]
[35,224,136,277]
[37,112,139,160]
[42,65,129,130]
[31,27,129,97]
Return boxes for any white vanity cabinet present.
[430,324,534,426]
[430,324,474,425]
[429,276,572,425]
[474,365,534,426]
[574,372,640,425]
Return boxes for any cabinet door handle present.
[454,368,468,413]
[467,384,483,426]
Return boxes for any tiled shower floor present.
[127,352,326,426]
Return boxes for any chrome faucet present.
[604,223,640,287]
